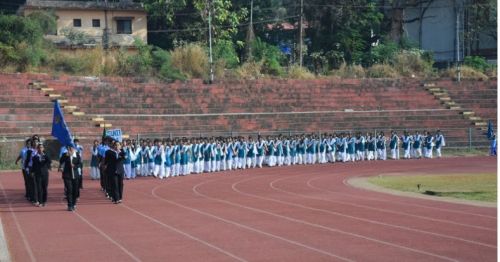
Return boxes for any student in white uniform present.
[412,131,422,159]
[434,130,446,158]
[389,131,399,160]
[424,131,434,158]
[401,131,412,159]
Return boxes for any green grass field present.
[368,173,497,202]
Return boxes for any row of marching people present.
[89,130,446,180]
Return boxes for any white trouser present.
[390,149,398,160]
[377,149,386,160]
[124,164,132,179]
[356,151,364,161]
[90,166,100,180]
[165,166,171,178]
[367,151,373,161]
[404,148,411,159]
[153,164,161,177]
[425,147,433,158]
[227,159,233,170]
[141,163,149,176]
[148,162,155,175]
[268,156,276,167]
[135,164,141,177]
[159,165,166,179]
[436,147,442,158]
[204,161,211,172]
[257,156,264,168]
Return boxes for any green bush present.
[171,43,208,79]
[213,39,239,69]
[251,38,285,76]
[366,64,398,78]
[366,42,399,65]
[116,39,153,76]
[0,14,50,71]
[464,56,493,73]
[151,48,186,81]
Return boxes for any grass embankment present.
[368,173,497,202]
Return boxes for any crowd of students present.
[15,130,447,211]
[90,130,446,180]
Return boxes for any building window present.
[116,19,132,34]
[73,19,81,27]
[92,19,100,28]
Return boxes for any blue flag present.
[487,120,494,140]
[51,101,75,147]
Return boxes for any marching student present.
[74,139,84,190]
[413,131,423,158]
[347,133,356,162]
[147,140,155,176]
[23,138,38,203]
[105,141,125,204]
[90,140,100,180]
[366,133,376,161]
[327,135,336,163]
[164,141,173,177]
[490,134,496,156]
[318,136,327,164]
[15,138,31,201]
[256,137,265,168]
[123,140,133,180]
[424,131,434,158]
[401,131,412,159]
[226,138,234,171]
[376,132,387,160]
[59,145,82,211]
[389,131,399,160]
[130,140,140,179]
[247,137,257,168]
[140,140,149,176]
[434,130,446,158]
[209,139,216,172]
[276,137,284,166]
[32,143,51,207]
[356,133,366,161]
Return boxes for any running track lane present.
[0,156,496,261]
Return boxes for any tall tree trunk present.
[389,0,405,44]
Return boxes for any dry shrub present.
[485,67,497,78]
[331,63,365,78]
[392,50,433,77]
[51,48,103,75]
[236,61,263,80]
[366,64,399,78]
[171,43,208,79]
[441,66,488,81]
[287,65,315,79]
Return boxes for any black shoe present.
[72,206,76,211]
[67,206,72,211]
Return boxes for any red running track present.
[0,156,496,261]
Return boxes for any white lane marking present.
[121,203,247,262]
[233,175,495,249]
[0,179,35,262]
[190,178,457,262]
[276,175,497,231]
[149,182,354,262]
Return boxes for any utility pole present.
[246,0,254,61]
[299,0,304,67]
[455,1,461,82]
[208,0,214,83]
[103,0,109,50]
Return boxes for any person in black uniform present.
[59,146,82,211]
[15,138,31,201]
[104,141,125,204]
[32,144,51,207]
[23,139,37,203]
